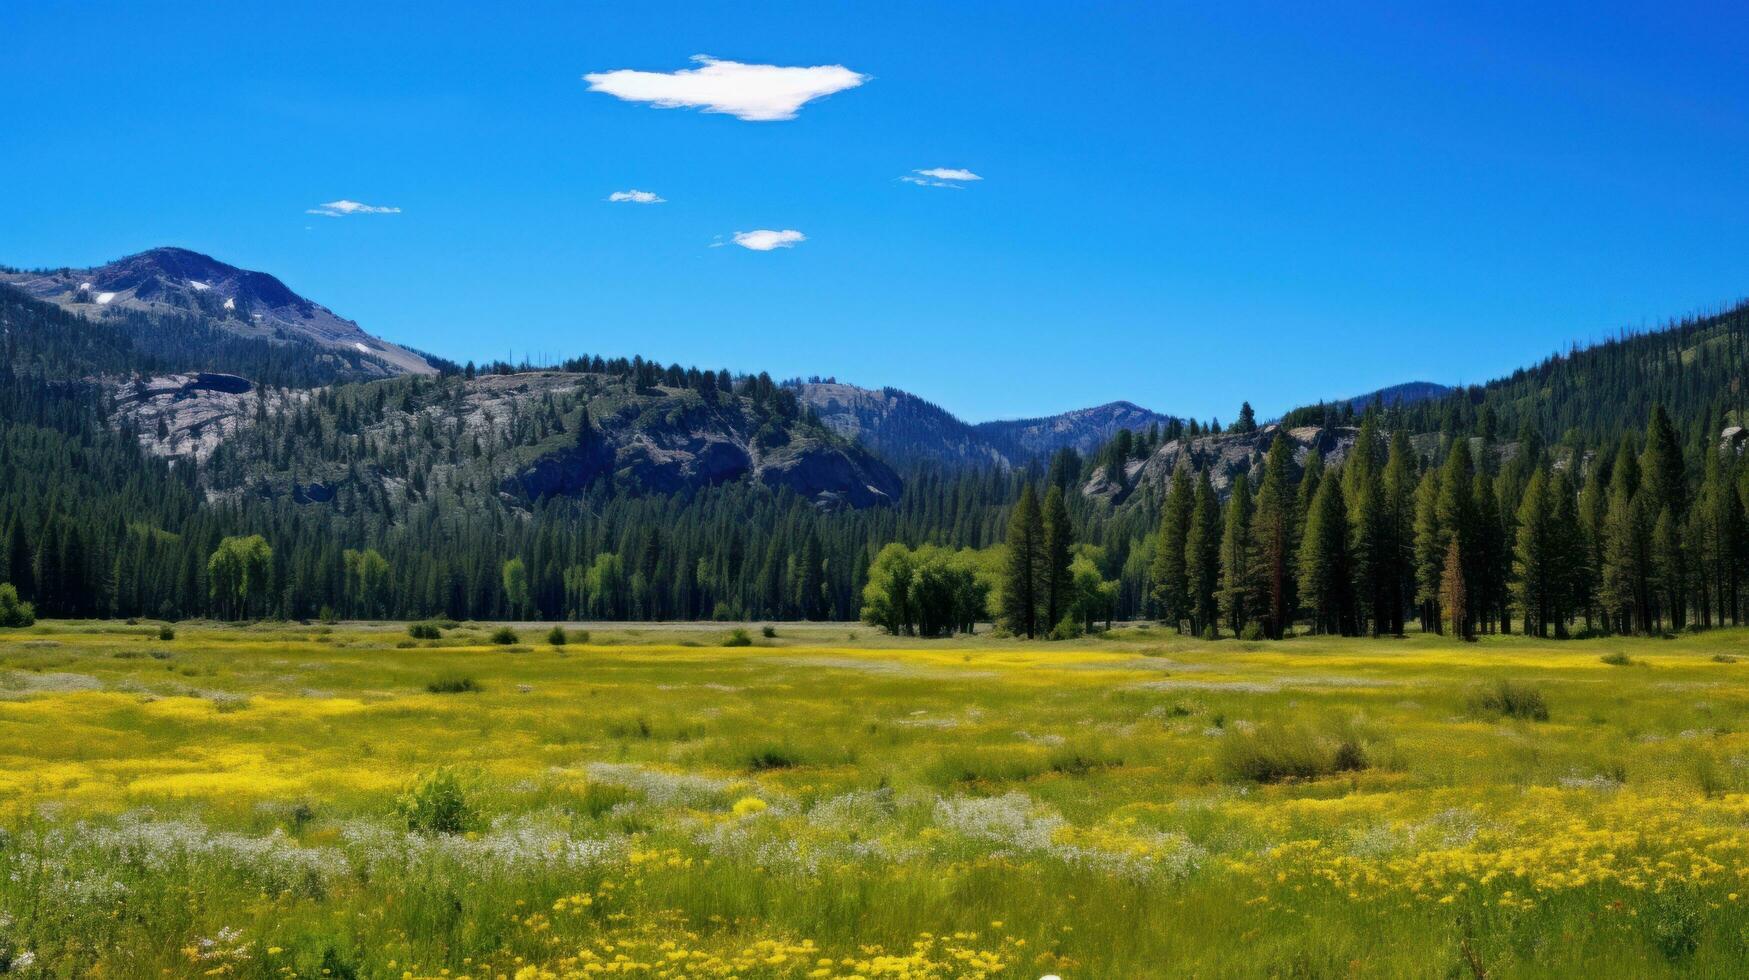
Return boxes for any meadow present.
[1,621,1749,977]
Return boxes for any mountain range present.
[7,243,1747,626]
[1,247,435,377]
[3,246,1458,507]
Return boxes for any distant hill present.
[795,381,1175,468]
[1343,381,1451,410]
[1,247,435,378]
[794,382,1010,467]
[974,401,1177,460]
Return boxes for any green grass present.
[1,621,1748,976]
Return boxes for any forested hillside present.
[5,265,1749,633]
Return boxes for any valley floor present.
[2,621,1749,977]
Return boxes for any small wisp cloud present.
[585,56,867,122]
[307,200,402,217]
[608,190,665,204]
[900,167,983,189]
[728,229,806,251]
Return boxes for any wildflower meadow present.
[1,621,1748,976]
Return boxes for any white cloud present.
[900,167,983,188]
[306,199,402,217]
[916,168,981,182]
[608,189,665,204]
[584,56,867,122]
[730,229,806,251]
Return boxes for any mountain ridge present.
[1,246,435,377]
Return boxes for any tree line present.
[1126,405,1746,640]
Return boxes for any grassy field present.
[2,621,1749,977]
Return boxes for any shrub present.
[1713,654,1739,664]
[761,625,777,638]
[723,628,753,647]
[547,625,568,646]
[0,584,36,628]
[396,768,477,835]
[1218,721,1372,783]
[1239,622,1266,641]
[1050,617,1084,641]
[407,623,442,640]
[747,747,800,771]
[1470,680,1549,721]
[1650,890,1703,961]
[157,624,176,641]
[427,675,480,694]
[490,626,518,645]
[1048,749,1123,776]
[1600,651,1636,666]
[1200,625,1220,641]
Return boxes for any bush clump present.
[547,625,568,646]
[158,624,176,641]
[746,747,800,771]
[490,626,518,645]
[761,625,777,639]
[427,675,480,694]
[1470,680,1549,721]
[1239,622,1266,641]
[723,628,753,647]
[0,584,36,628]
[407,622,442,640]
[396,768,477,835]
[1599,651,1637,667]
[1218,721,1372,783]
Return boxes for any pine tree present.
[1471,470,1506,634]
[1412,468,1445,633]
[1380,430,1418,635]
[1513,470,1553,636]
[1641,405,1687,521]
[1440,538,1470,640]
[1185,468,1221,636]
[1548,468,1582,636]
[1576,451,1610,630]
[1298,472,1353,635]
[1695,450,1742,626]
[3,520,32,599]
[1436,439,1478,635]
[1040,485,1074,633]
[1249,435,1299,639]
[1149,461,1193,631]
[1600,437,1650,633]
[1345,416,1387,636]
[1218,471,1254,634]
[1653,506,1684,632]
[1002,485,1045,638]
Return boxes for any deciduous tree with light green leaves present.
[207,535,272,621]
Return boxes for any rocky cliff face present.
[4,247,434,377]
[1084,424,1527,505]
[1083,424,1359,504]
[509,375,900,510]
[111,372,311,465]
[110,369,901,512]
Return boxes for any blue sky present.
[3,2,1747,423]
